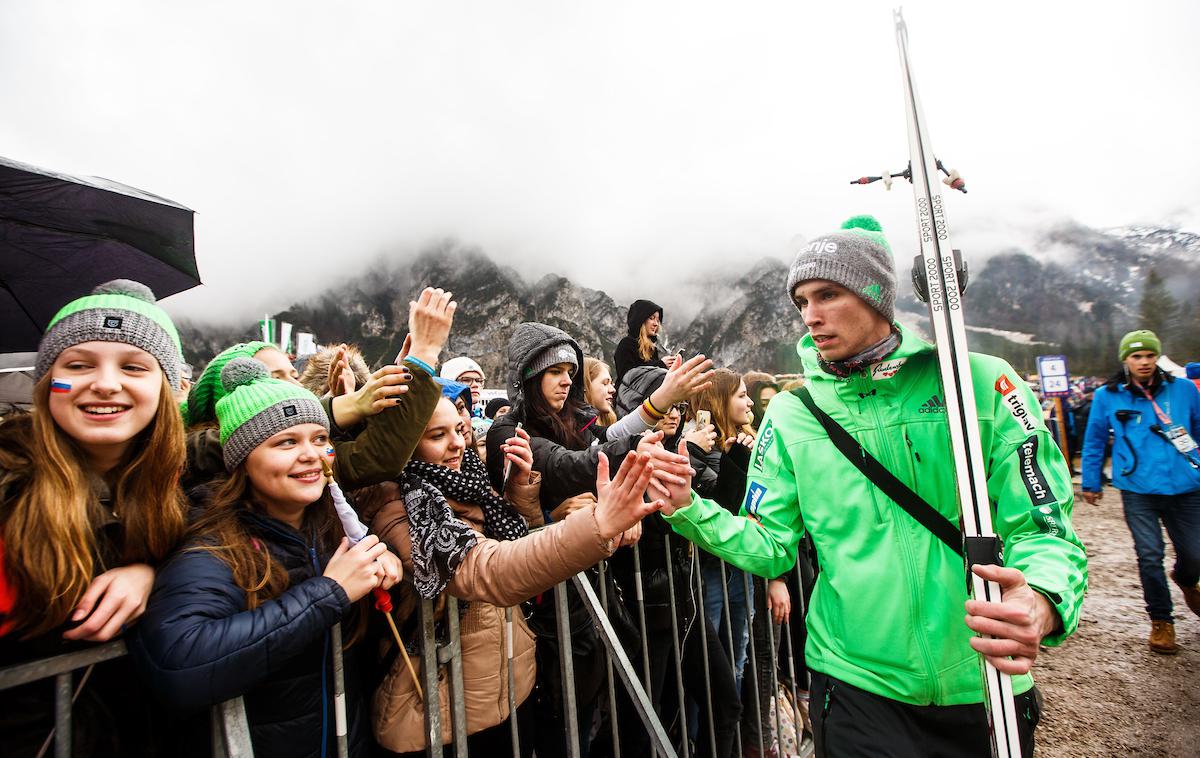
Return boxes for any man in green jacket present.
[656,215,1087,757]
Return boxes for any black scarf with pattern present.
[398,448,529,599]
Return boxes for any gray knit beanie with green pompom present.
[216,357,329,470]
[35,279,184,389]
[785,215,898,323]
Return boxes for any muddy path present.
[1036,485,1199,757]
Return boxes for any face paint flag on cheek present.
[325,446,336,458]
[50,378,72,394]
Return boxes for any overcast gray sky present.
[3,0,1197,324]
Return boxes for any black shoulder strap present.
[792,386,963,557]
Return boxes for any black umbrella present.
[0,155,200,352]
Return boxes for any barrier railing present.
[0,556,814,758]
[0,640,254,758]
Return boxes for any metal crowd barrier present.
[408,544,815,758]
[0,554,815,758]
[0,639,254,758]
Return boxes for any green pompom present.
[221,357,270,393]
[841,214,883,233]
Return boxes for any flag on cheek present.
[325,446,336,458]
[50,378,72,394]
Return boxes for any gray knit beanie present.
[785,215,897,323]
[524,342,579,380]
[35,279,183,390]
[216,358,329,470]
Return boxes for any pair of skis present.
[856,10,1023,758]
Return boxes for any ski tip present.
[841,214,884,233]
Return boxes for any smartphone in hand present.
[695,409,711,428]
[502,422,523,491]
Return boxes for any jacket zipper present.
[863,372,939,704]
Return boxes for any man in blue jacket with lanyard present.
[1081,329,1200,654]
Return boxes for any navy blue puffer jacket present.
[128,509,371,758]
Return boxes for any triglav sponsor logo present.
[996,374,1036,433]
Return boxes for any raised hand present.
[326,344,354,397]
[651,354,715,408]
[685,423,718,453]
[649,438,698,516]
[593,450,663,540]
[405,288,457,368]
[723,431,755,453]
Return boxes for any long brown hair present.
[583,358,617,427]
[687,368,752,442]
[0,373,186,638]
[188,469,340,609]
[525,372,589,451]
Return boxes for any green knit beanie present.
[216,358,329,470]
[785,215,897,322]
[185,341,275,426]
[1119,330,1161,361]
[35,279,183,390]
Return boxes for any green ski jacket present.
[664,325,1087,706]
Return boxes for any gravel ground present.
[1036,484,1199,757]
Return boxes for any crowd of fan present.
[0,281,814,758]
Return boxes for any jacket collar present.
[799,322,932,383]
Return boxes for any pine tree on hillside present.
[1173,299,1200,362]
[1138,267,1180,343]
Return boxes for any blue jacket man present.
[1081,330,1200,653]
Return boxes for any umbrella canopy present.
[0,155,200,352]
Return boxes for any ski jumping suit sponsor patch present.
[996,374,1037,433]
[1018,435,1056,507]
[871,358,907,380]
[753,421,775,470]
[744,482,768,521]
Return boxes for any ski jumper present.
[664,325,1088,707]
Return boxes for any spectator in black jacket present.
[485,322,700,758]
[614,299,675,390]
[130,359,404,758]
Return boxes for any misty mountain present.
[178,223,1200,380]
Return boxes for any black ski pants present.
[810,671,1041,758]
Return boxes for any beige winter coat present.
[359,472,615,753]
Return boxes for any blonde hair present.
[687,368,752,442]
[583,357,617,426]
[0,374,186,637]
[637,325,656,362]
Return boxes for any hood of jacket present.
[614,365,667,417]
[626,299,664,338]
[504,322,586,407]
